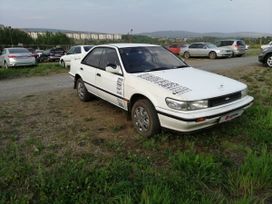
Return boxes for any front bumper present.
[258,54,265,63]
[156,96,254,132]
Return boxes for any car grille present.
[208,92,241,107]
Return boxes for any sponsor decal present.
[138,73,191,95]
[116,78,124,96]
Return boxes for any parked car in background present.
[261,41,272,50]
[38,47,65,62]
[26,48,39,60]
[216,39,246,57]
[166,44,181,55]
[35,49,44,58]
[0,47,36,68]
[60,45,93,68]
[182,42,232,59]
[69,43,253,137]
[258,46,272,68]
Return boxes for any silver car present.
[0,47,36,69]
[216,39,246,57]
[182,42,233,59]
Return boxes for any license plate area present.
[219,110,244,123]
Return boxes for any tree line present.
[0,26,271,49]
[0,27,74,48]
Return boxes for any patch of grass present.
[0,65,272,203]
[245,48,260,56]
[0,62,66,80]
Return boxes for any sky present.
[0,0,271,34]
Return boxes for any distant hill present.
[21,28,101,34]
[140,30,272,39]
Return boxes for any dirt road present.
[0,56,261,101]
[0,74,72,101]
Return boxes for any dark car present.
[38,47,65,62]
[258,47,272,68]
[26,48,39,60]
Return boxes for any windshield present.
[119,46,187,73]
[207,43,217,48]
[8,48,30,54]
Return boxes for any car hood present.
[132,67,246,101]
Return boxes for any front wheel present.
[76,78,92,101]
[209,52,217,59]
[183,52,190,59]
[265,54,272,68]
[131,99,161,137]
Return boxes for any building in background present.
[21,28,122,41]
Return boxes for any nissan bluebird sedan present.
[69,43,254,137]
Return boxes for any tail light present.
[8,55,16,58]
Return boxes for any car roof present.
[101,43,159,48]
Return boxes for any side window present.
[74,47,81,54]
[198,44,205,49]
[99,48,121,70]
[82,47,104,68]
[189,44,197,48]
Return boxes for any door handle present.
[80,67,83,70]
[96,73,101,77]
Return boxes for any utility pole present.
[8,26,13,47]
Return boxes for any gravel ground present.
[0,56,261,101]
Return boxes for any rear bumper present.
[157,96,254,132]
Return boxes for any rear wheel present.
[265,54,272,68]
[131,99,161,137]
[76,78,92,101]
[184,52,190,59]
[4,62,9,69]
[209,51,217,59]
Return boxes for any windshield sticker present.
[138,73,191,95]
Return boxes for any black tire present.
[76,78,92,102]
[209,51,217,59]
[265,54,272,68]
[184,52,190,59]
[4,62,9,69]
[131,99,161,137]
[60,60,65,68]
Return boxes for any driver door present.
[95,47,127,110]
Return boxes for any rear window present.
[8,48,30,53]
[237,41,245,46]
[219,41,234,46]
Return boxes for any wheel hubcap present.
[267,56,272,67]
[133,106,150,132]
[78,82,85,98]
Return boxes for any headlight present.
[241,88,248,98]
[165,98,208,111]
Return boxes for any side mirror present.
[105,64,122,75]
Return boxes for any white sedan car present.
[69,43,254,137]
[60,45,93,68]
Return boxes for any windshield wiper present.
[149,67,171,72]
[175,65,189,68]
